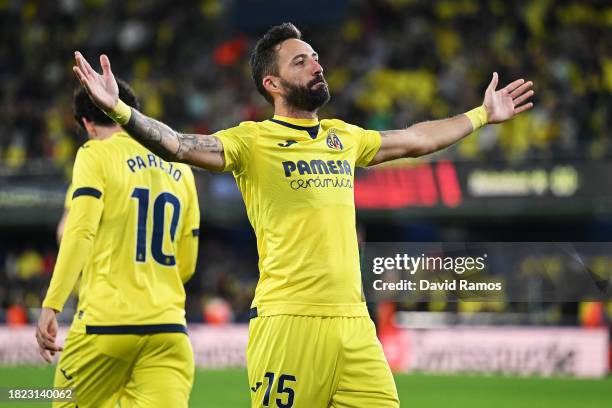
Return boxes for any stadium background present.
[0,0,611,406]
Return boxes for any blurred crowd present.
[2,231,611,327]
[0,230,259,325]
[0,245,55,325]
[3,215,612,327]
[1,0,611,175]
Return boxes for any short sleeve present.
[352,125,382,167]
[213,121,257,173]
[70,142,106,200]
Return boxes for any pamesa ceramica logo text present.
[282,159,354,190]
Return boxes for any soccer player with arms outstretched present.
[72,23,533,408]
[36,81,200,407]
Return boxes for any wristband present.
[105,99,132,125]
[465,106,488,131]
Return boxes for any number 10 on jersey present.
[131,187,181,266]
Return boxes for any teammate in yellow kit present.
[36,81,200,407]
[71,23,534,407]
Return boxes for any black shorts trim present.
[85,324,187,335]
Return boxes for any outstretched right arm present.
[72,52,225,171]
[125,108,225,170]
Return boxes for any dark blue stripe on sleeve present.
[72,187,102,199]
[192,228,200,237]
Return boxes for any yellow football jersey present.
[215,115,381,317]
[63,183,75,211]
[43,132,200,333]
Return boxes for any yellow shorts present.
[246,315,399,408]
[52,324,194,408]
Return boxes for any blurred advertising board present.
[3,159,612,225]
[203,159,612,220]
[0,325,248,368]
[1,325,607,378]
[354,159,611,216]
[381,327,609,378]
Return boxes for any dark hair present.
[73,78,140,129]
[250,22,302,104]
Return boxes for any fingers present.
[36,332,62,352]
[509,81,533,99]
[487,72,499,92]
[514,102,534,115]
[74,51,97,78]
[73,66,88,86]
[513,89,534,106]
[502,78,525,94]
[510,80,535,112]
[73,66,95,100]
[73,51,93,88]
[39,347,53,364]
[74,51,89,77]
[100,54,113,78]
[36,335,53,363]
[36,333,58,364]
[35,325,63,364]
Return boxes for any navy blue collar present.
[268,118,320,139]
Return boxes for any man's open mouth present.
[310,78,326,87]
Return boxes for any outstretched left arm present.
[369,72,534,165]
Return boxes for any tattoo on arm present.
[175,133,223,159]
[123,108,222,162]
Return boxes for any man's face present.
[272,38,330,111]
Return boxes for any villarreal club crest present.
[326,129,343,151]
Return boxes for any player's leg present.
[247,315,339,408]
[330,317,399,408]
[118,332,194,408]
[52,330,142,408]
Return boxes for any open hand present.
[483,72,534,123]
[73,51,119,112]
